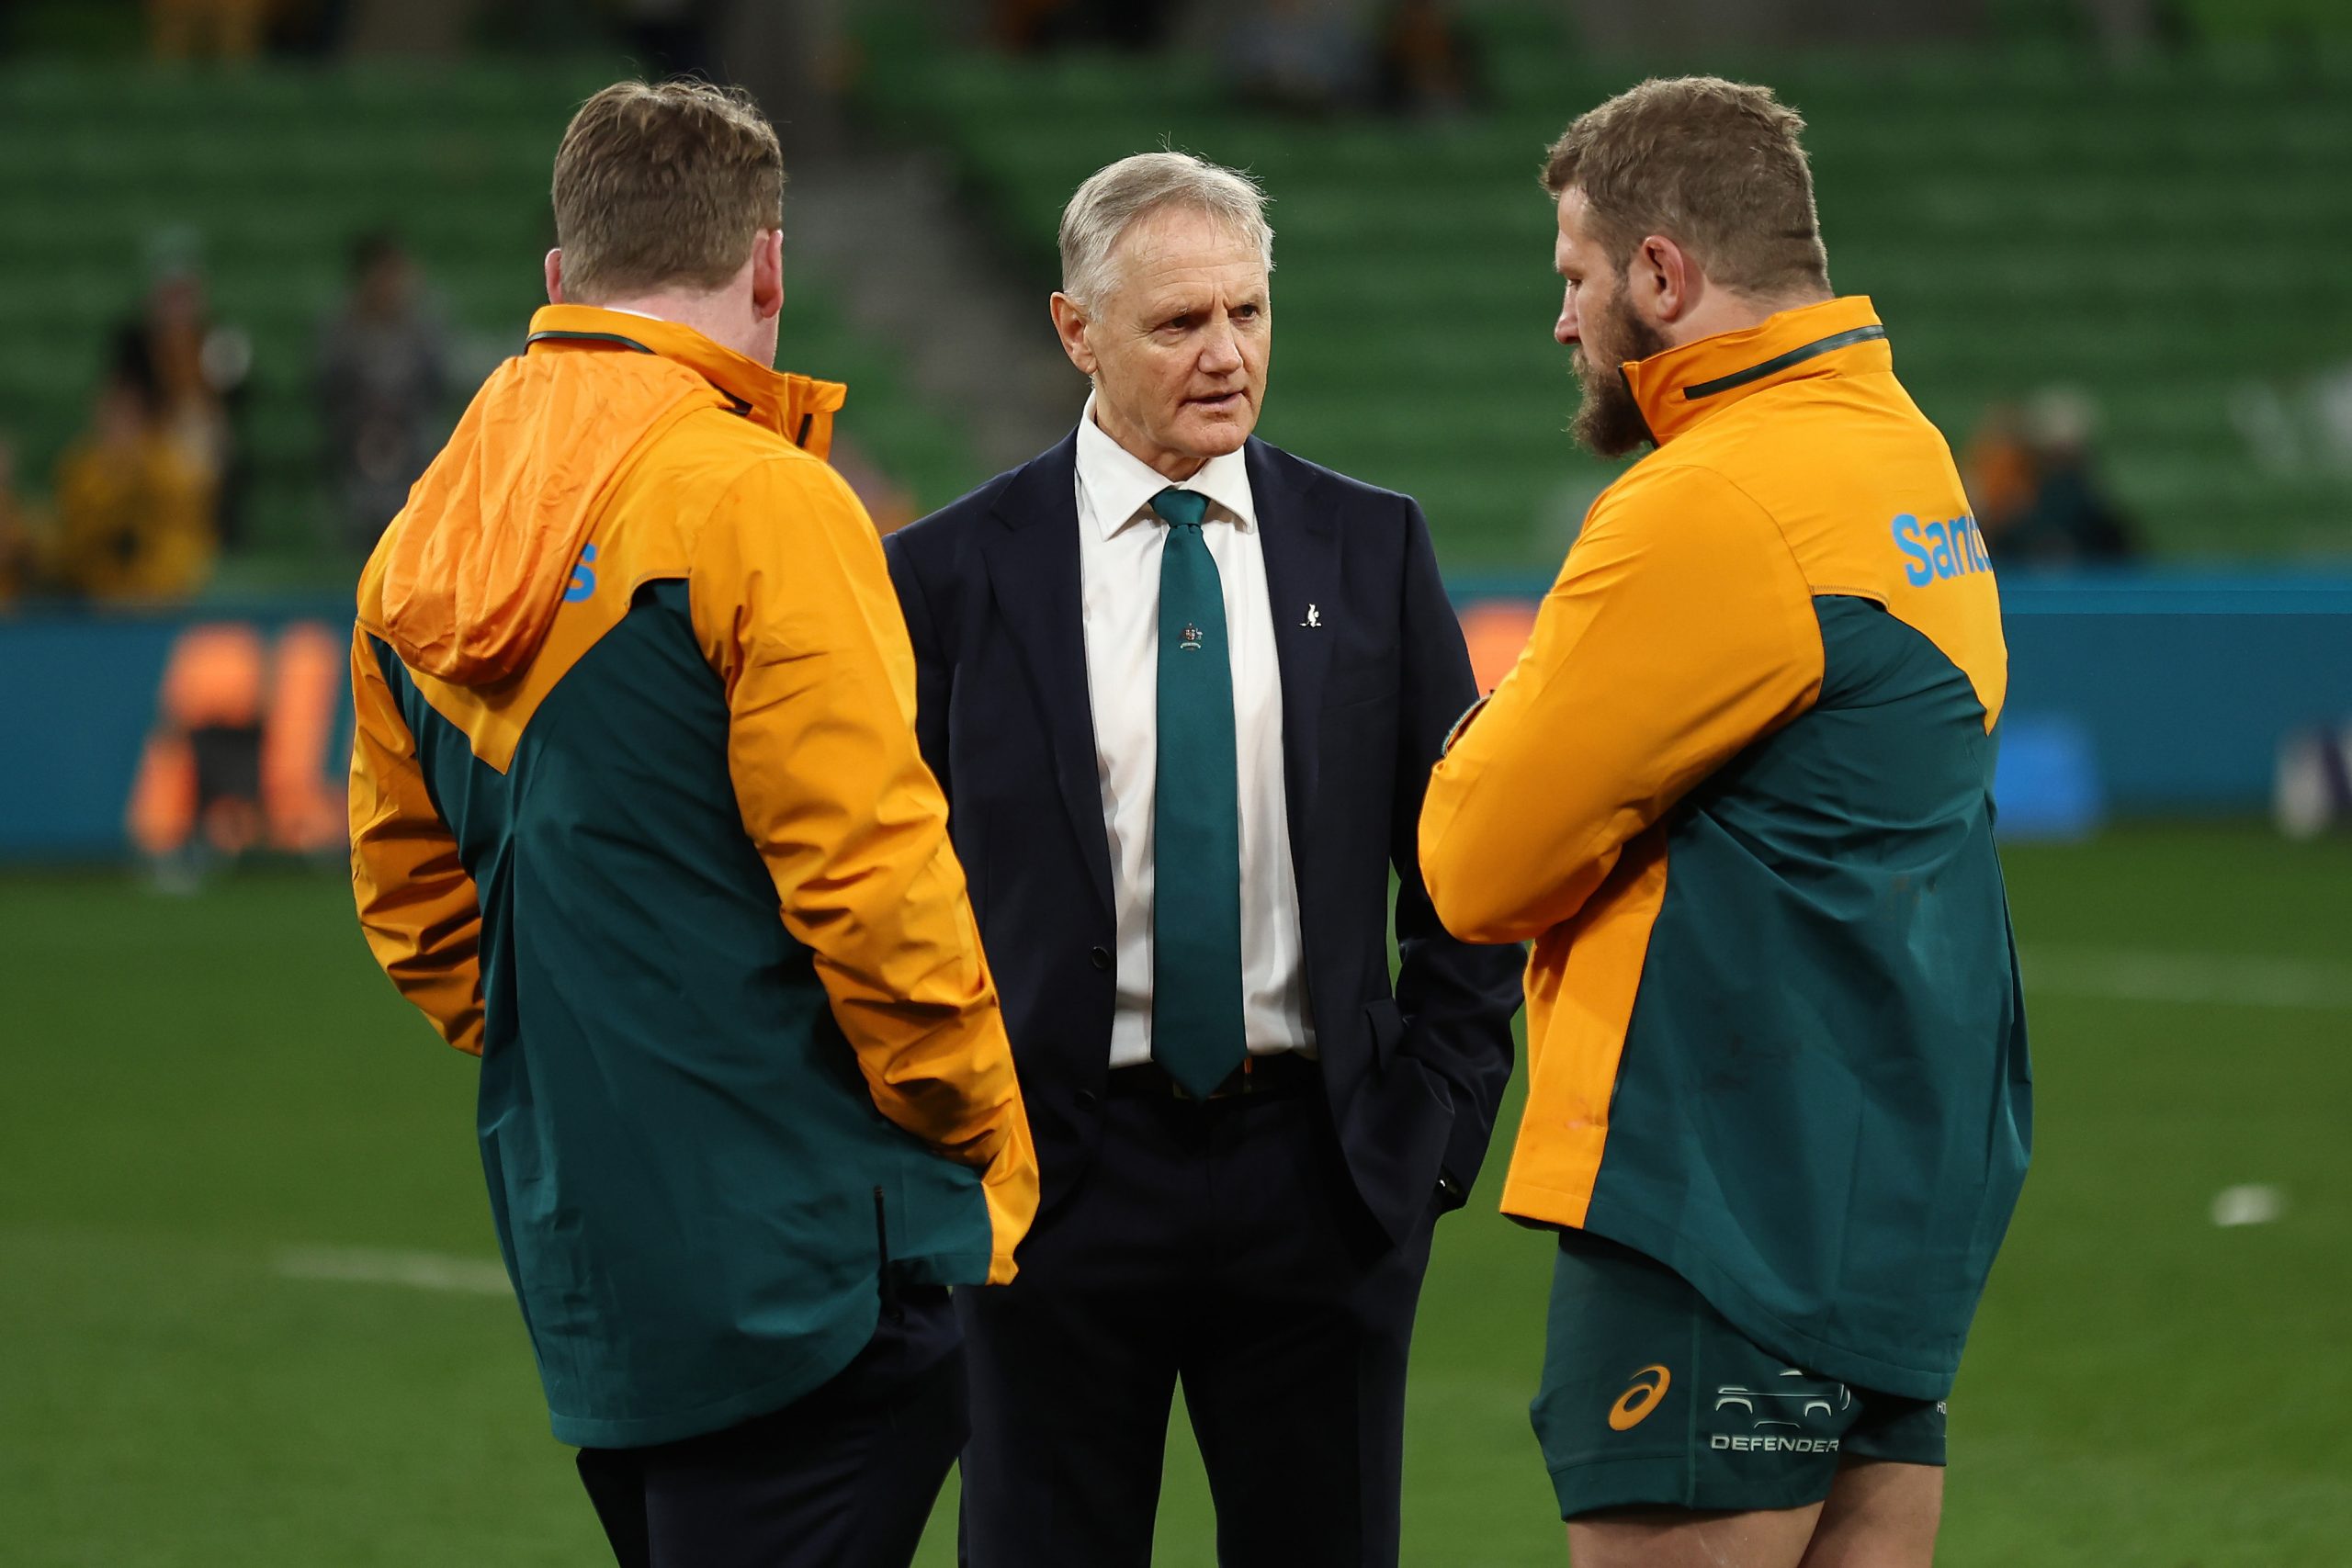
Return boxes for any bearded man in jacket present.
[1420,77,2031,1568]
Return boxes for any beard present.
[1569,291,1668,457]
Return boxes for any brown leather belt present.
[1105,1052,1318,1103]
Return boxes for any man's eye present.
[1163,315,1194,332]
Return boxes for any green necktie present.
[1148,486,1247,1099]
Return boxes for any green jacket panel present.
[375,581,993,1448]
[1586,596,2032,1400]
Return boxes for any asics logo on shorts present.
[1608,1364,1671,1431]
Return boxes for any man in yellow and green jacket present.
[349,81,1033,1568]
[1421,78,2030,1567]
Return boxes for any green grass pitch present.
[3,823,2346,1565]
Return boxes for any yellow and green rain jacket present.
[1421,298,2031,1401]
[349,306,1036,1448]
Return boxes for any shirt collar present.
[1620,295,1889,446]
[1074,391,1258,540]
[523,304,847,456]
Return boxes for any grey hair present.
[1057,151,1273,310]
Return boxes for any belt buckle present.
[1178,1061,1245,1102]
[1224,1056,1274,1099]
[1167,1056,1284,1102]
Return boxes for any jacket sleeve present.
[1387,496,1526,1208]
[1419,464,1824,945]
[693,458,1037,1284]
[881,528,951,804]
[348,625,485,1055]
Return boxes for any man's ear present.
[544,248,565,305]
[751,229,785,322]
[1635,233,1696,325]
[1048,292,1098,378]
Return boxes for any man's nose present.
[1200,319,1244,374]
[1555,294,1579,347]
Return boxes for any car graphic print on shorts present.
[1709,1369,1850,1455]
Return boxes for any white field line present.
[264,947,2335,1299]
[2020,946,2352,1011]
[276,1246,513,1297]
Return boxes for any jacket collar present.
[522,304,847,457]
[1622,296,1889,446]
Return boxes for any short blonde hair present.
[1544,76,1830,299]
[1057,151,1273,309]
[552,79,785,301]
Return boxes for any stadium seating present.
[852,9,2352,568]
[8,27,2345,586]
[0,62,979,592]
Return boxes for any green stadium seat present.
[0,60,986,586]
[849,26,2352,566]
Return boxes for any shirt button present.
[1089,945,1112,971]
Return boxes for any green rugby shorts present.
[1531,1229,1946,1520]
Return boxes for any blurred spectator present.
[1372,0,1486,117]
[616,0,716,78]
[149,0,273,58]
[992,0,1181,51]
[113,250,253,547]
[1229,0,1375,115]
[271,0,350,55]
[2075,0,2197,56]
[1994,388,2141,566]
[51,371,217,604]
[0,436,47,607]
[1962,401,2038,541]
[316,230,451,557]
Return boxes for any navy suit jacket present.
[884,433,1522,1245]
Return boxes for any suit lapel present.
[982,435,1116,920]
[1248,440,1339,877]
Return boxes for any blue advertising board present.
[0,572,2346,862]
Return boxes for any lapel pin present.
[1301,604,1321,628]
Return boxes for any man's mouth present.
[1186,390,1246,412]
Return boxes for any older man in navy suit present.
[883,152,1523,1568]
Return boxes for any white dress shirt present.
[1073,396,1316,1067]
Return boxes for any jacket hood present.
[378,306,844,686]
